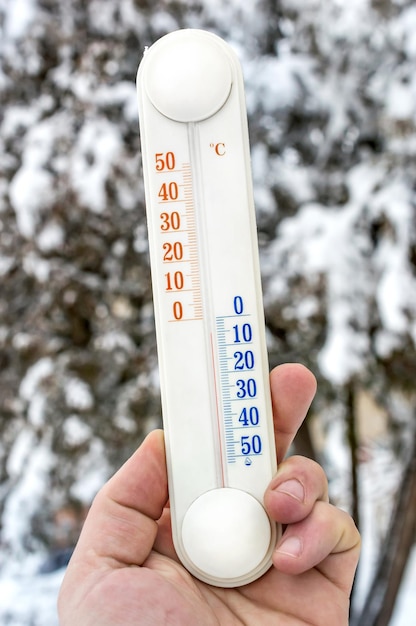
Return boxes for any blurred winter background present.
[0,0,415,624]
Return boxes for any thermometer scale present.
[137,29,278,587]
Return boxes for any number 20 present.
[234,350,254,370]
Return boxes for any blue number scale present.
[137,29,278,587]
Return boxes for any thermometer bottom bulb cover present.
[181,487,273,583]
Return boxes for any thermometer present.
[136,29,278,587]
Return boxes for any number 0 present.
[173,301,183,320]
[234,296,244,315]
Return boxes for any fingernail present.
[274,479,305,503]
[275,536,303,558]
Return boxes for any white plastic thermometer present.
[136,29,278,587]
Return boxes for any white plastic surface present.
[144,33,232,122]
[137,29,278,587]
[182,488,272,580]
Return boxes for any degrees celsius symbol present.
[137,29,278,588]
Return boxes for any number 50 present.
[241,435,262,455]
[155,152,175,171]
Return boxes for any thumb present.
[70,429,168,569]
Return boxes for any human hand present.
[58,364,360,625]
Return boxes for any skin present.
[58,364,361,625]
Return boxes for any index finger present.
[270,364,317,463]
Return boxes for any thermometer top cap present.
[141,29,233,123]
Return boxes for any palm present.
[76,548,348,625]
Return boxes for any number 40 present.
[239,407,259,426]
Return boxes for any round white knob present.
[143,30,233,122]
[181,488,272,580]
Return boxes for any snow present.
[36,221,65,253]
[94,329,136,353]
[272,158,314,206]
[1,435,55,570]
[390,546,416,626]
[27,393,48,428]
[69,438,110,504]
[245,55,305,114]
[70,118,123,213]
[385,80,415,122]
[1,105,40,139]
[8,117,60,237]
[9,167,54,238]
[392,5,416,59]
[63,415,93,447]
[93,82,138,123]
[352,442,403,611]
[19,358,54,402]
[371,180,416,340]
[22,251,51,283]
[264,200,373,385]
[3,0,37,40]
[0,255,14,276]
[64,378,94,412]
[0,570,63,626]
[6,430,36,480]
